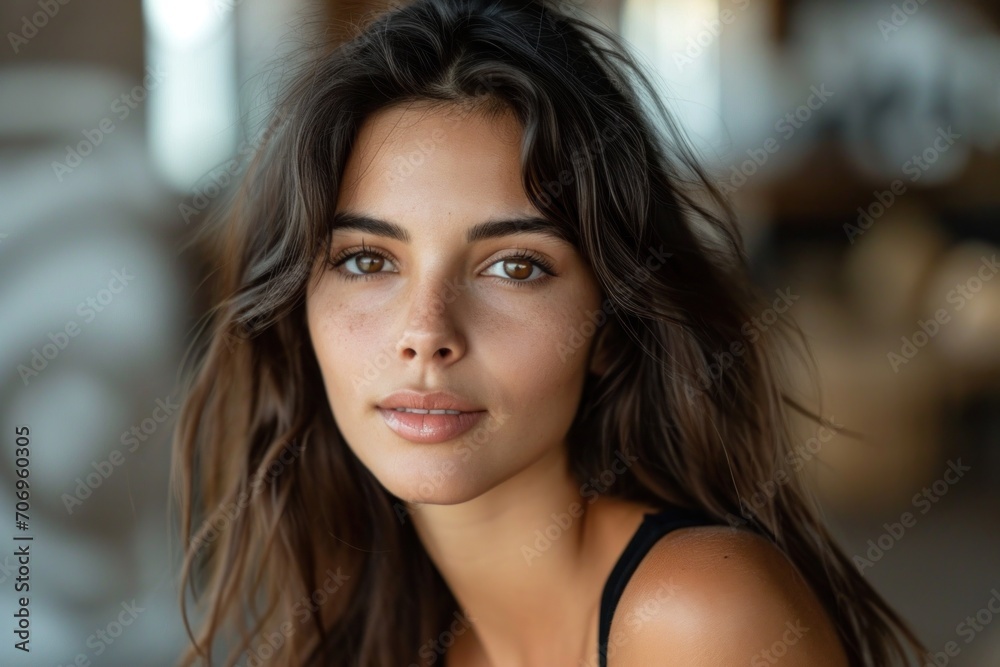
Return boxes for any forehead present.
[335,102,534,219]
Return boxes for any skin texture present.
[305,102,850,666]
[306,101,607,508]
[606,526,850,667]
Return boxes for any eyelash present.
[326,243,557,288]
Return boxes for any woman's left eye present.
[481,257,549,284]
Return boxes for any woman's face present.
[305,102,605,506]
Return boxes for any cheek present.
[482,297,594,420]
[308,296,394,403]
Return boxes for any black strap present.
[597,506,718,667]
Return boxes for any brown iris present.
[503,259,532,280]
[356,254,384,273]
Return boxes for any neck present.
[408,445,606,665]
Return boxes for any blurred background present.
[0,0,997,664]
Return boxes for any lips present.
[376,389,484,412]
[375,389,488,444]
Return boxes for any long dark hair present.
[172,0,927,664]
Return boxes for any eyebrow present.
[329,211,573,245]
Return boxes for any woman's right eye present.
[329,249,399,281]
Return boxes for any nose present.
[395,278,467,367]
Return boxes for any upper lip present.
[376,389,485,412]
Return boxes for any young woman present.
[172,0,927,665]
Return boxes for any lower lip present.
[377,408,488,444]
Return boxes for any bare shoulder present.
[606,524,850,667]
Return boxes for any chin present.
[375,449,501,506]
[341,409,509,500]
[392,480,491,507]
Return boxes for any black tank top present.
[597,504,720,667]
